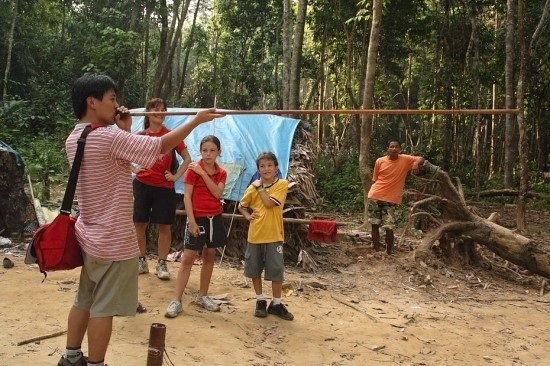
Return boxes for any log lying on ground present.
[466,189,541,199]
[412,166,550,279]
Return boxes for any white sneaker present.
[165,300,183,318]
[138,257,149,274]
[155,260,170,280]
[196,295,220,312]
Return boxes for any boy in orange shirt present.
[367,140,424,255]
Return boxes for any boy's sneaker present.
[138,257,149,274]
[267,301,294,321]
[165,300,183,318]
[155,260,170,280]
[196,295,220,312]
[254,300,268,317]
[57,352,87,366]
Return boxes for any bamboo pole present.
[175,210,348,226]
[130,108,520,117]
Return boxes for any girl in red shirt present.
[165,135,227,317]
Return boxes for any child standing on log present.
[368,139,425,255]
[165,135,227,318]
[238,152,293,321]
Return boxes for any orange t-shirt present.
[367,154,421,205]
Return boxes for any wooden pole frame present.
[175,210,348,226]
[129,108,520,117]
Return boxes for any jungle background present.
[1,1,550,365]
[0,0,549,215]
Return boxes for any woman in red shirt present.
[133,98,191,280]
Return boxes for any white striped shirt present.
[66,123,162,261]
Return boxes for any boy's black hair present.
[256,151,279,168]
[71,73,118,119]
[388,139,401,147]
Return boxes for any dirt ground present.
[1,206,549,366]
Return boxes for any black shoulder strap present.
[60,125,94,215]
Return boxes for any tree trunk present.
[412,166,550,280]
[288,0,307,114]
[465,2,482,193]
[529,0,550,53]
[154,0,191,99]
[153,0,169,93]
[504,0,517,188]
[177,0,201,98]
[516,0,527,231]
[530,0,549,174]
[358,0,382,231]
[317,30,327,148]
[282,0,292,111]
[142,2,154,101]
[0,150,36,238]
[488,84,497,179]
[2,0,18,101]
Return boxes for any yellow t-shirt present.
[240,178,288,244]
[367,154,420,205]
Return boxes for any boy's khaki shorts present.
[74,253,138,317]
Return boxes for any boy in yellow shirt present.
[238,152,293,320]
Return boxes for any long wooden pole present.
[175,210,348,226]
[130,108,519,117]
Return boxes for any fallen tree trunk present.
[412,165,550,279]
[467,189,541,199]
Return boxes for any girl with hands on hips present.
[165,135,228,317]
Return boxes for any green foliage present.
[529,180,550,210]
[0,100,29,144]
[84,27,139,80]
[19,135,69,201]
[314,153,363,212]
[0,0,548,209]
[0,98,73,202]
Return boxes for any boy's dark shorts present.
[133,179,177,225]
[184,214,227,251]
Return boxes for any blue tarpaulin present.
[130,108,300,202]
